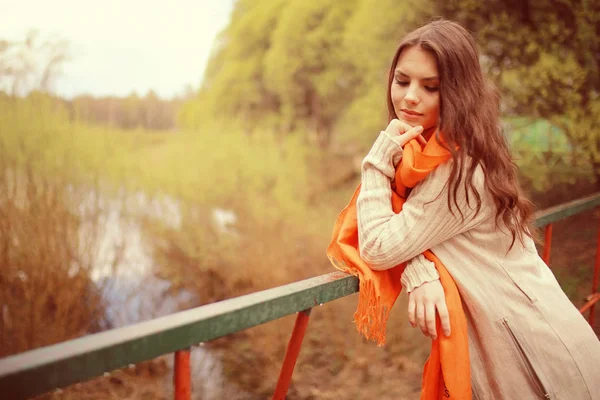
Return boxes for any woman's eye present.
[425,86,439,92]
[395,79,409,86]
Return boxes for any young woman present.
[328,19,600,399]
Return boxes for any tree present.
[333,0,429,149]
[0,30,69,96]
[185,0,599,191]
[185,0,427,148]
[435,0,600,184]
[196,0,287,133]
[262,0,358,147]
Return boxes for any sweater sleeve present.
[402,254,440,292]
[356,132,491,271]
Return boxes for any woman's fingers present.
[425,302,437,339]
[420,300,451,340]
[398,125,424,147]
[436,301,451,337]
[416,302,428,336]
[407,280,451,340]
[385,119,424,143]
[385,119,413,136]
[407,297,416,328]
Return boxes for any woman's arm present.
[357,132,491,270]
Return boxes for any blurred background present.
[1,0,599,399]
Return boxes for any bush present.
[0,94,117,356]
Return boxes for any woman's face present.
[391,46,440,132]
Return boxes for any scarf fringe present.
[328,255,391,346]
[355,276,390,347]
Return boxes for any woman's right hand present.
[407,279,451,340]
[385,119,427,147]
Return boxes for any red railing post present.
[174,348,191,400]
[272,308,312,399]
[579,293,600,314]
[542,224,553,265]
[589,220,600,326]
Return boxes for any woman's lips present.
[400,109,422,120]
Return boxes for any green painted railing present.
[534,192,600,227]
[1,192,600,399]
[0,272,358,399]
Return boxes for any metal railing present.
[535,192,600,325]
[2,193,600,400]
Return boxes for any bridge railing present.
[1,192,600,400]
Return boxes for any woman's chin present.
[396,116,417,127]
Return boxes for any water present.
[79,189,251,399]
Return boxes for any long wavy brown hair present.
[386,19,536,247]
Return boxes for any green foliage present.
[0,92,72,173]
[181,0,599,191]
[187,0,286,132]
[334,0,428,149]
[436,0,600,182]
[262,0,357,143]
[0,93,135,186]
[503,116,593,190]
[504,117,571,152]
[0,93,319,231]
[122,129,312,228]
[184,0,428,148]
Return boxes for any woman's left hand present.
[407,279,451,340]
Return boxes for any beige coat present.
[356,131,600,399]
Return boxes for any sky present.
[0,0,234,99]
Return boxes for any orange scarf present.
[326,135,471,400]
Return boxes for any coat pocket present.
[501,318,553,399]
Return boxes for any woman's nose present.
[404,88,419,105]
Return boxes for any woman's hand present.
[385,119,428,147]
[407,279,451,340]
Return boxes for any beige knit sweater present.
[355,131,600,399]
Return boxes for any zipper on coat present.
[501,318,552,399]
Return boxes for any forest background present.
[1,0,599,399]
